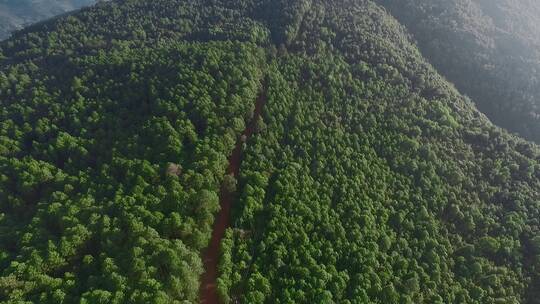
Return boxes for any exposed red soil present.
[199,91,266,304]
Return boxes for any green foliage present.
[223,174,238,194]
[219,1,540,303]
[0,0,538,303]
[0,37,264,302]
[376,0,540,143]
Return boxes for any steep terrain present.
[0,0,539,303]
[376,0,540,143]
[0,0,97,40]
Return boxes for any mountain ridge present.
[0,0,97,40]
[376,0,540,143]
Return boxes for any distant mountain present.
[376,0,540,143]
[0,0,96,40]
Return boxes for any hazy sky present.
[0,0,97,40]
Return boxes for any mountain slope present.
[223,1,540,303]
[0,0,97,40]
[0,41,264,303]
[0,0,538,303]
[375,0,540,143]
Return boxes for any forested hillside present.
[0,0,97,40]
[0,0,539,303]
[376,0,540,143]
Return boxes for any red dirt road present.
[199,92,266,304]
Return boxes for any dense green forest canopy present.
[0,0,97,40]
[376,0,540,143]
[0,0,539,303]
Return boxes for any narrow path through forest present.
[199,89,267,304]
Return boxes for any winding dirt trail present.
[199,91,266,304]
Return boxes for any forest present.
[0,0,539,303]
[376,0,540,143]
